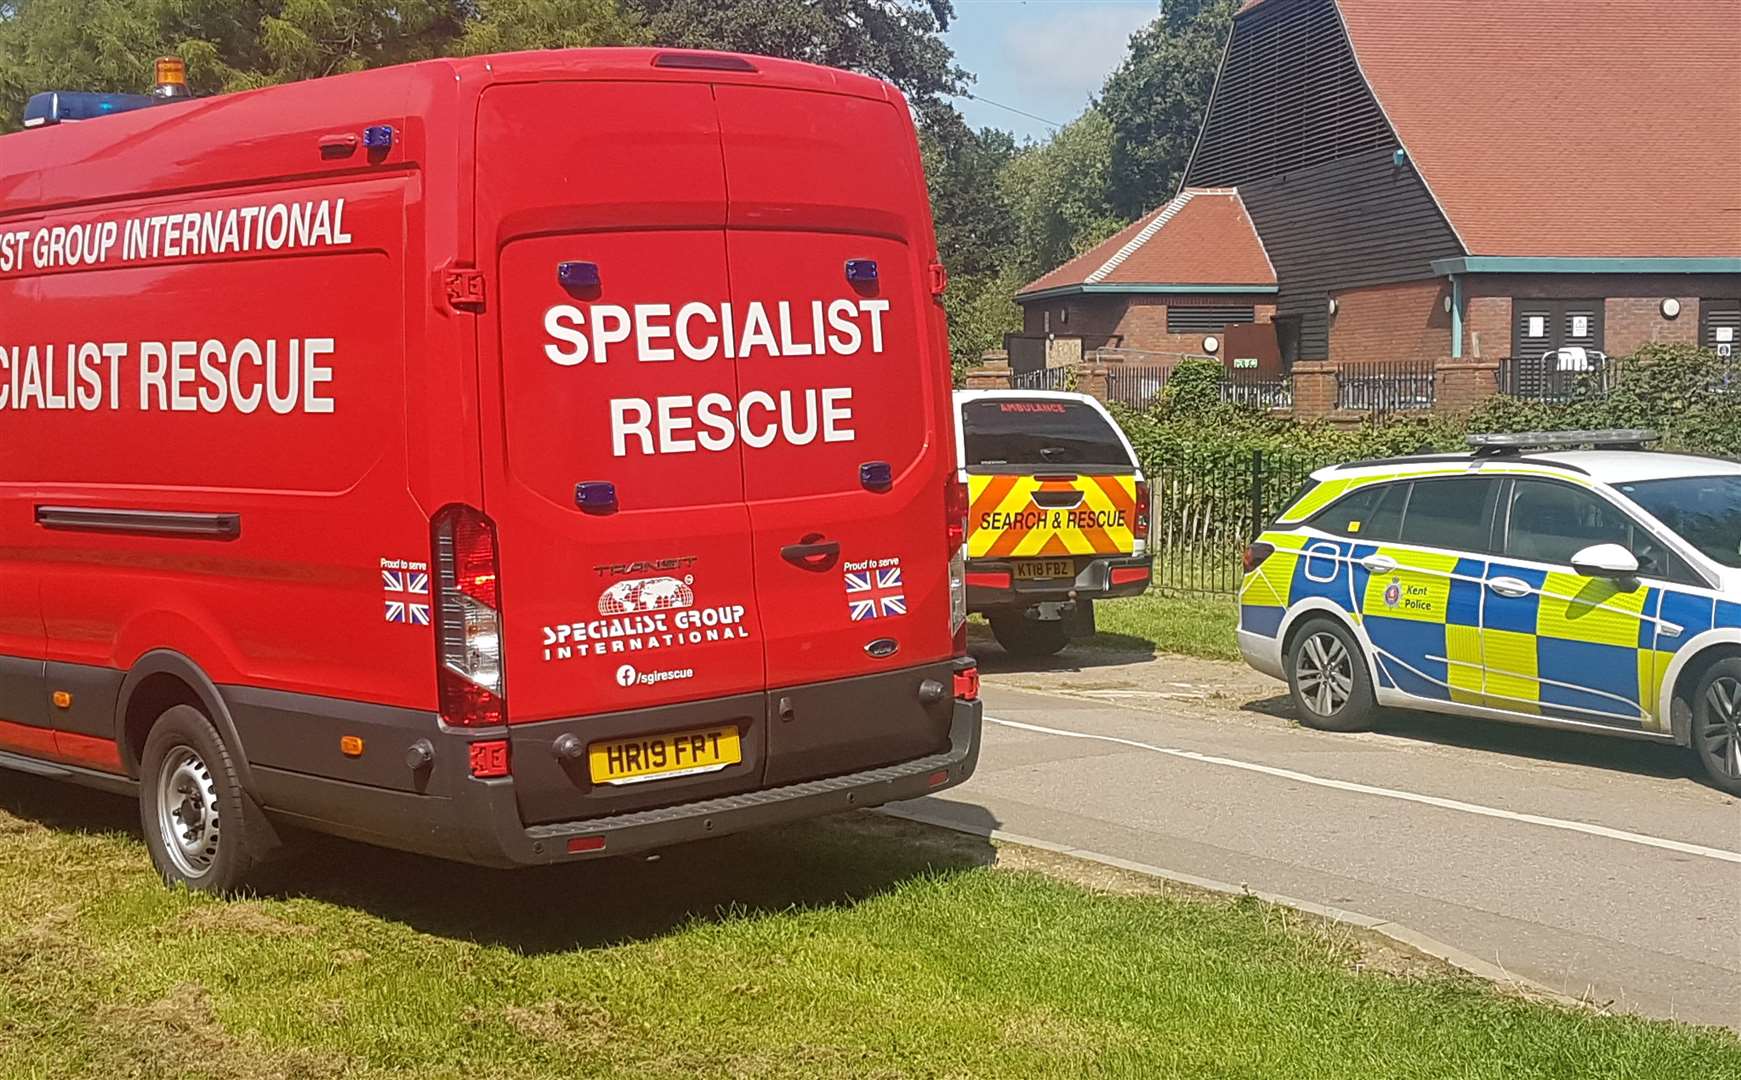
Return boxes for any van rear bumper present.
[243,695,982,869]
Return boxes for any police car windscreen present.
[962,399,1130,470]
[1618,475,1741,568]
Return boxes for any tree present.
[627,0,965,110]
[999,109,1124,283]
[1097,0,1236,218]
[0,0,635,131]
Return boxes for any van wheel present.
[1287,619,1376,732]
[139,705,272,894]
[989,611,1070,658]
[1692,659,1741,796]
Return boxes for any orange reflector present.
[51,691,72,709]
[339,735,364,758]
[567,835,606,854]
[468,739,510,778]
[927,769,951,788]
[1111,566,1151,587]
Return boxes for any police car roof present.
[1322,450,1741,486]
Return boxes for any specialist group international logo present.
[599,575,695,615]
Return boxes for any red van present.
[0,48,981,892]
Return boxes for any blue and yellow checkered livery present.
[1241,524,1741,732]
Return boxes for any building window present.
[1512,300,1604,359]
[1701,299,1740,356]
[1166,305,1257,334]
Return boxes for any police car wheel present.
[1287,619,1376,732]
[989,612,1070,658]
[139,705,272,894]
[1691,659,1741,796]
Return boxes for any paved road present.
[900,651,1741,1030]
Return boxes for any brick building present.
[1015,0,1741,383]
[1012,188,1277,371]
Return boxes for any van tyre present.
[1691,658,1741,796]
[989,611,1070,658]
[139,705,274,894]
[1287,619,1376,732]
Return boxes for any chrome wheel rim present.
[1700,676,1741,780]
[1297,632,1354,717]
[156,746,220,878]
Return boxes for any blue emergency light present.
[362,125,396,150]
[558,261,602,289]
[845,259,879,284]
[23,91,157,128]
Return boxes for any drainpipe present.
[1449,274,1464,359]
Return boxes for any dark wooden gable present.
[1185,0,1465,360]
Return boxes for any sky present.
[943,0,1161,143]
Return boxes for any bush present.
[1117,344,1738,482]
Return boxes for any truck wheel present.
[989,611,1070,658]
[1692,659,1741,796]
[1286,618,1376,732]
[139,705,273,894]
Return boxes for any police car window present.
[1397,477,1498,552]
[1618,474,1741,569]
[1310,482,1406,540]
[1505,480,1637,567]
[962,399,1131,469]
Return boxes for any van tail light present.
[1133,480,1152,542]
[433,505,506,727]
[947,478,969,645]
[1243,541,1276,574]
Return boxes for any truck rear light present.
[434,505,507,727]
[947,477,969,643]
[966,570,1011,590]
[1134,481,1152,542]
[1243,541,1276,574]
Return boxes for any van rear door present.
[477,82,766,782]
[715,86,955,781]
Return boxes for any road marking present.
[985,716,1741,865]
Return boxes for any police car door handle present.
[1360,555,1397,574]
[781,535,840,571]
[1488,577,1533,598]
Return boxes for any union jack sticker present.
[382,560,432,625]
[846,564,906,621]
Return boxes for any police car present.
[1239,431,1741,795]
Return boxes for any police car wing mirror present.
[1570,543,1639,580]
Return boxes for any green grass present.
[1,778,1736,1079]
[1085,590,1242,661]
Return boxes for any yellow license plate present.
[588,726,742,786]
[1014,559,1075,581]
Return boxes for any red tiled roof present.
[1018,188,1276,297]
[1340,0,1741,258]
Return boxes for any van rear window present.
[962,398,1131,470]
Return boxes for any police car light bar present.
[1467,429,1661,455]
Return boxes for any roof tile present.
[1338,0,1741,258]
[1019,188,1276,296]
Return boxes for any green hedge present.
[1114,344,1741,483]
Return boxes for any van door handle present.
[1488,576,1533,598]
[1360,555,1397,574]
[780,535,840,571]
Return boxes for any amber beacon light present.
[153,57,191,99]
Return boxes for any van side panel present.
[5,178,438,764]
